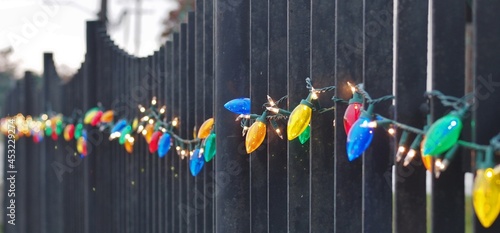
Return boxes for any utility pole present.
[98,0,108,25]
[135,0,142,55]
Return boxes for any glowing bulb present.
[159,106,166,114]
[473,168,500,228]
[74,123,83,139]
[204,133,216,162]
[266,106,280,114]
[197,118,214,139]
[90,111,103,126]
[83,107,99,124]
[130,118,138,131]
[245,120,267,154]
[41,114,48,121]
[422,113,463,156]
[403,149,417,167]
[346,117,374,161]
[172,117,179,127]
[151,97,157,105]
[224,98,251,115]
[190,148,205,176]
[149,131,163,153]
[137,125,145,134]
[55,120,64,136]
[298,125,310,144]
[395,146,406,162]
[176,146,181,151]
[124,139,134,154]
[388,127,396,135]
[148,119,154,125]
[158,133,172,157]
[111,119,127,133]
[138,105,146,113]
[143,124,154,143]
[63,124,75,141]
[100,110,114,123]
[347,81,356,94]
[141,116,149,122]
[343,102,362,134]
[127,136,135,143]
[118,125,132,145]
[267,95,276,106]
[287,100,313,140]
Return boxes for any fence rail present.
[2,0,500,233]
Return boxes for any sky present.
[0,0,178,76]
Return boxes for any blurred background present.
[0,0,193,229]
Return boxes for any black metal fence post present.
[362,0,393,232]
[309,0,335,232]
[430,1,466,233]
[267,1,288,232]
[473,0,500,231]
[394,1,428,232]
[215,0,251,232]
[334,0,364,231]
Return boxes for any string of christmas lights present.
[225,78,500,228]
[2,79,500,228]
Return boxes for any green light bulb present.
[422,113,463,157]
[74,123,83,139]
[204,133,216,162]
[298,125,310,144]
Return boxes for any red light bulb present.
[149,131,163,153]
[91,111,103,126]
[344,102,362,135]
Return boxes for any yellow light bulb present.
[245,121,267,154]
[473,168,500,228]
[197,118,214,139]
[287,103,312,140]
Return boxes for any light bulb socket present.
[398,131,409,147]
[349,92,363,104]
[410,134,423,150]
[360,104,374,119]
[257,111,268,122]
[300,98,314,109]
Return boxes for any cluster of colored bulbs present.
[106,97,217,177]
[225,96,311,154]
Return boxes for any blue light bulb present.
[224,98,251,115]
[158,133,171,158]
[190,149,205,176]
[346,116,374,161]
[111,119,127,133]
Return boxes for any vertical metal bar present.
[362,0,394,232]
[287,0,311,231]
[334,0,364,232]
[187,12,197,233]
[215,0,251,232]
[165,40,174,233]
[179,22,189,233]
[158,46,166,233]
[430,1,465,232]
[473,0,500,231]
[249,0,269,232]
[394,0,428,232]
[194,1,205,231]
[309,0,335,232]
[267,1,288,232]
[172,32,181,233]
[203,0,215,232]
[83,21,102,233]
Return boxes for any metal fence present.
[2,0,500,232]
